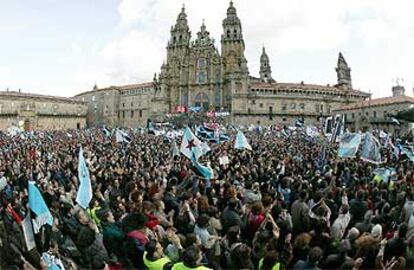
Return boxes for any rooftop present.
[0,91,85,104]
[338,95,414,110]
[250,81,370,96]
[74,82,154,97]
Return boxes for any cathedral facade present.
[77,1,370,128]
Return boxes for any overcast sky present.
[1,0,413,98]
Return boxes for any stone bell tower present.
[259,46,275,83]
[335,52,352,90]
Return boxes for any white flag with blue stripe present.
[116,129,131,143]
[399,145,414,162]
[28,181,53,233]
[102,127,111,137]
[192,158,214,182]
[234,130,252,150]
[76,147,92,209]
[180,127,203,160]
[201,141,211,155]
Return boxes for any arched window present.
[227,30,230,38]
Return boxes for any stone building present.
[0,91,87,131]
[75,82,167,127]
[334,85,414,136]
[77,1,370,128]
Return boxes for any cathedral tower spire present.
[221,1,248,75]
[336,52,352,90]
[259,46,274,83]
[168,5,191,48]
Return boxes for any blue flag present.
[338,133,362,158]
[234,130,252,150]
[76,147,92,209]
[28,181,53,233]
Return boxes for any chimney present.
[392,85,405,97]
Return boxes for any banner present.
[324,116,333,134]
[331,114,344,143]
[360,132,382,164]
[338,133,362,158]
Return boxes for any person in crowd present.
[143,239,174,270]
[292,246,323,270]
[172,244,212,270]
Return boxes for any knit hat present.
[347,227,360,241]
[371,224,382,239]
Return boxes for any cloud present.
[118,0,158,26]
[98,29,164,84]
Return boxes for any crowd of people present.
[0,125,413,270]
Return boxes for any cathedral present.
[155,2,250,112]
[76,1,370,127]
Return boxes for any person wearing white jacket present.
[331,204,351,241]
